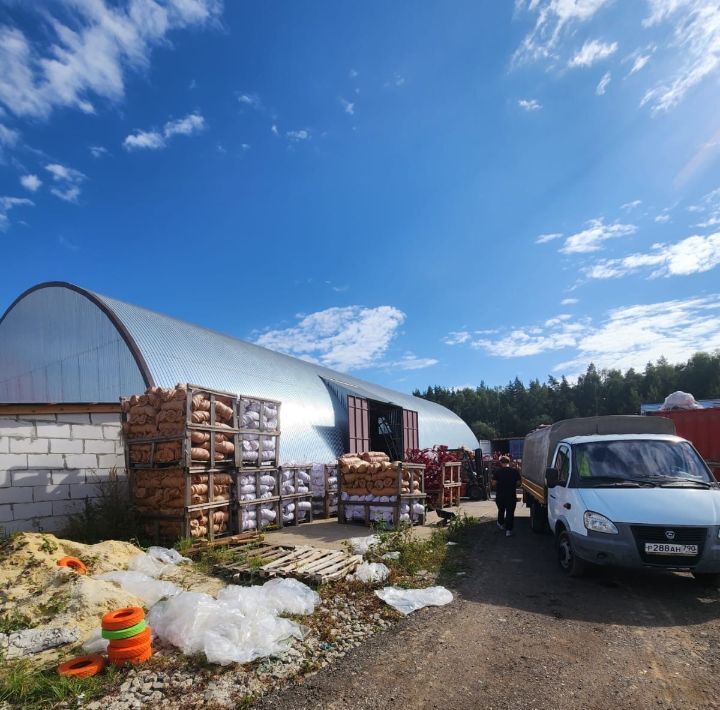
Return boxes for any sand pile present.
[0,533,146,659]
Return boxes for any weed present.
[38,536,58,555]
[37,590,71,618]
[61,468,140,545]
[0,660,110,708]
[174,536,193,556]
[192,545,236,574]
[0,612,34,634]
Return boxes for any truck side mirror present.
[545,468,559,488]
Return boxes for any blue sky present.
[1,0,719,393]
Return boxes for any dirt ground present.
[255,504,720,710]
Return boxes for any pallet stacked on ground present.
[123,384,239,543]
[237,396,281,469]
[311,463,339,518]
[279,464,313,526]
[235,469,282,532]
[337,452,427,528]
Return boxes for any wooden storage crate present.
[280,495,314,527]
[238,432,280,469]
[237,497,282,532]
[428,461,462,508]
[338,461,426,528]
[279,464,313,497]
[338,494,427,528]
[130,467,234,544]
[312,464,339,518]
[235,469,280,501]
[123,384,239,470]
[237,396,281,434]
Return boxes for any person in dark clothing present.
[493,455,521,537]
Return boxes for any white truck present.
[522,415,720,582]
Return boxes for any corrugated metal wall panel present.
[0,283,479,463]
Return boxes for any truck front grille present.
[630,525,707,567]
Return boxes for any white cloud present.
[641,0,720,113]
[0,195,33,231]
[586,232,720,279]
[443,331,471,345]
[569,39,618,67]
[561,298,579,305]
[255,305,406,372]
[467,294,720,376]
[518,98,542,111]
[45,161,85,203]
[655,212,671,223]
[340,98,355,115]
[554,295,720,375]
[123,111,204,150]
[629,53,651,74]
[286,129,310,142]
[560,218,637,254]
[271,124,279,136]
[89,145,107,158]
[512,0,614,64]
[620,199,642,210]
[390,354,439,371]
[536,232,563,244]
[0,123,19,146]
[596,71,612,94]
[0,1,221,119]
[20,174,41,192]
[237,93,261,109]
[349,69,358,78]
[689,185,720,227]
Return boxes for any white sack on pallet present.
[660,390,703,410]
[375,586,453,615]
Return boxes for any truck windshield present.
[573,440,713,486]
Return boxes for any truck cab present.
[522,417,720,582]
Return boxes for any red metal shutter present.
[347,395,370,454]
[402,409,419,455]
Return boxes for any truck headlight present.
[584,511,618,535]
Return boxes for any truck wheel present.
[692,572,720,587]
[557,530,586,577]
[530,501,548,534]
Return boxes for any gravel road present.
[255,507,720,710]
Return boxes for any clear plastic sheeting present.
[660,391,703,410]
[348,535,381,555]
[216,579,320,616]
[147,546,191,565]
[350,562,390,584]
[375,586,453,615]
[94,571,182,607]
[147,585,312,665]
[81,627,109,655]
[127,546,190,577]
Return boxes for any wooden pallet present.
[214,543,362,584]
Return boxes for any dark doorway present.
[368,400,403,460]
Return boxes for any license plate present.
[644,542,698,555]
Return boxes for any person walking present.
[493,455,521,537]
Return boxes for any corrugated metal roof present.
[0,283,479,462]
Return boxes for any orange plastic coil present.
[108,645,153,665]
[57,655,106,678]
[107,640,151,660]
[56,556,87,575]
[102,606,145,630]
[107,626,151,649]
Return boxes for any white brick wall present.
[0,412,127,534]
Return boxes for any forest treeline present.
[414,352,720,440]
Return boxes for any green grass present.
[0,660,118,709]
[0,611,34,634]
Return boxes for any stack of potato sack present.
[239,399,279,430]
[133,469,232,539]
[281,499,312,524]
[239,503,278,531]
[279,466,311,496]
[240,434,276,465]
[123,386,235,465]
[237,472,278,501]
[338,452,400,498]
[311,463,338,515]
